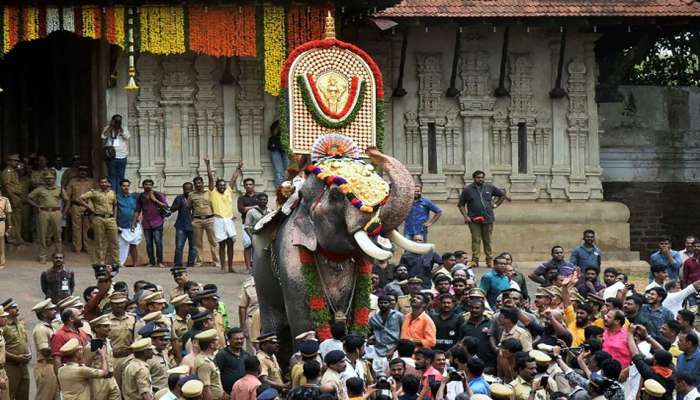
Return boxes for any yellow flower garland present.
[82,6,97,39]
[139,6,185,55]
[25,7,39,41]
[263,6,285,96]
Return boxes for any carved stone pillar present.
[222,59,240,176]
[158,56,195,191]
[548,35,570,200]
[131,54,163,185]
[507,54,537,199]
[584,38,603,199]
[566,58,591,200]
[237,59,265,189]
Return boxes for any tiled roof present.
[377,0,700,18]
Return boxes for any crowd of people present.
[2,139,700,400]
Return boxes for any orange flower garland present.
[3,7,19,55]
[286,5,333,52]
[23,7,39,41]
[189,6,255,58]
[105,6,125,48]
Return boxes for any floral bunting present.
[3,7,19,55]
[263,6,285,96]
[189,6,255,58]
[105,6,125,48]
[46,7,60,34]
[286,5,333,52]
[139,6,185,55]
[81,6,103,40]
[62,7,74,32]
[23,7,39,41]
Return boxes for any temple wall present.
[600,86,700,258]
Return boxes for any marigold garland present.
[3,7,19,55]
[263,6,285,96]
[139,6,185,55]
[286,5,333,52]
[299,247,372,340]
[81,6,100,40]
[23,7,39,41]
[189,6,255,58]
[105,6,124,48]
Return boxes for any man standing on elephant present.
[457,170,507,268]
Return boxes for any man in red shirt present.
[682,241,700,288]
[50,308,88,373]
[415,348,443,400]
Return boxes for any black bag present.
[103,145,116,160]
[159,206,172,219]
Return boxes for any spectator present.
[341,334,373,384]
[646,265,668,291]
[132,179,168,268]
[430,294,463,352]
[679,236,696,263]
[400,293,437,349]
[369,294,403,373]
[465,356,490,395]
[415,348,443,400]
[480,256,510,307]
[623,294,652,331]
[529,246,575,285]
[570,229,602,272]
[457,170,506,268]
[576,267,605,298]
[677,309,698,335]
[399,234,442,289]
[169,182,196,268]
[214,327,251,394]
[566,303,593,347]
[500,252,529,299]
[399,375,421,400]
[373,259,396,289]
[677,331,700,390]
[40,252,75,304]
[320,322,346,359]
[345,377,365,400]
[628,327,675,400]
[287,361,322,400]
[404,185,442,240]
[460,299,495,370]
[387,358,407,390]
[602,268,626,300]
[682,240,700,289]
[394,339,419,371]
[675,372,700,400]
[639,287,674,336]
[384,265,409,298]
[649,237,682,282]
[230,357,262,400]
[602,309,631,367]
[267,121,288,187]
[510,353,545,400]
[115,179,140,267]
[661,279,699,316]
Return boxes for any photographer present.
[441,356,489,400]
[551,346,623,400]
[83,264,116,321]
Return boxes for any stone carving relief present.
[566,58,589,197]
[506,53,537,198]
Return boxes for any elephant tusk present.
[388,230,435,254]
[354,231,393,260]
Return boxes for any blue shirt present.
[116,192,138,229]
[404,197,442,238]
[650,250,682,281]
[399,251,442,289]
[170,194,193,231]
[479,270,510,307]
[638,304,674,337]
[468,376,490,396]
[570,244,602,271]
[368,309,404,357]
[678,348,700,390]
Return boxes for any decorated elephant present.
[251,136,433,351]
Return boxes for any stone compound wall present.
[600,86,700,259]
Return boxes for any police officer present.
[30,299,58,400]
[170,294,192,363]
[181,379,204,400]
[78,177,118,265]
[169,267,190,300]
[1,155,24,245]
[0,194,12,269]
[196,290,226,346]
[193,329,224,400]
[397,276,424,314]
[63,165,95,254]
[27,173,63,263]
[121,338,155,400]
[238,276,260,353]
[255,333,286,392]
[0,306,11,400]
[1,299,29,400]
[141,325,174,392]
[107,292,136,390]
[85,315,121,400]
[29,155,56,191]
[56,338,109,400]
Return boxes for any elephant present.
[251,146,433,358]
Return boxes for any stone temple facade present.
[106,24,638,263]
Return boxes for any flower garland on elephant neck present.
[299,247,371,340]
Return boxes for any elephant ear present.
[290,205,317,251]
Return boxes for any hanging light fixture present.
[124,7,139,91]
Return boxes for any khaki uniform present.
[1,167,24,245]
[30,169,56,190]
[84,338,120,400]
[212,310,226,347]
[0,197,12,266]
[121,357,152,400]
[108,313,135,389]
[257,351,283,384]
[189,190,218,259]
[147,349,174,392]
[31,322,58,400]
[194,353,224,400]
[28,185,63,259]
[0,331,10,400]
[56,363,103,400]
[64,178,95,253]
[3,318,29,400]
[80,189,118,264]
[239,278,260,352]
[16,175,31,243]
[169,286,185,301]
[60,168,79,188]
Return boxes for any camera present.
[447,367,463,382]
[375,375,392,398]
[93,263,120,280]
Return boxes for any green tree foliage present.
[626,32,700,86]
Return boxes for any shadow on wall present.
[603,182,700,260]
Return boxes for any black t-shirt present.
[430,311,464,351]
[214,347,253,393]
[287,385,321,400]
[460,316,495,367]
[457,183,505,223]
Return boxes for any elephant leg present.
[252,235,288,338]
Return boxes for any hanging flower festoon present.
[124,7,138,90]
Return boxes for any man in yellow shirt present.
[204,157,242,273]
[565,303,593,347]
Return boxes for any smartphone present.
[90,338,104,352]
[540,375,549,388]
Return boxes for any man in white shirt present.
[319,322,345,359]
[602,268,626,300]
[663,279,700,316]
[676,371,700,400]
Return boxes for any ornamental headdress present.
[279,12,384,155]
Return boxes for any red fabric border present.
[280,38,384,99]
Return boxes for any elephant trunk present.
[366,147,414,233]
